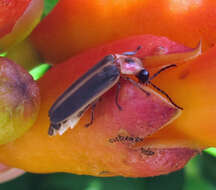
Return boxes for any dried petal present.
[143,41,202,68]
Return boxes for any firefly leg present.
[115,82,122,111]
[122,46,142,56]
[121,76,150,96]
[85,103,97,127]
[48,126,54,136]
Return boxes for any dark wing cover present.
[49,55,120,123]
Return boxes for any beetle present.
[48,47,182,136]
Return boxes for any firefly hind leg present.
[85,102,97,127]
[115,82,122,111]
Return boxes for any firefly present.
[48,47,182,136]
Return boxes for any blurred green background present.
[1,152,216,190]
[1,1,216,189]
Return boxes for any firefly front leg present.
[121,76,150,96]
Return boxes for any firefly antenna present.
[150,64,177,80]
[148,81,183,110]
[135,64,183,110]
[148,64,183,110]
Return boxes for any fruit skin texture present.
[30,0,216,63]
[0,57,40,145]
[0,35,202,177]
[0,0,43,51]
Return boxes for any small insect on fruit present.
[48,47,182,136]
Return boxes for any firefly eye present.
[136,69,149,83]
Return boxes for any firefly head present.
[136,69,149,83]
